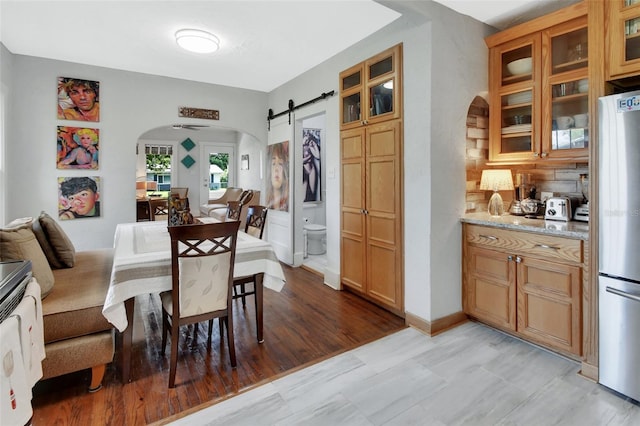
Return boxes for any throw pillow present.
[38,211,76,268]
[1,220,55,298]
[32,218,64,269]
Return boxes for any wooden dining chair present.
[244,205,268,239]
[160,221,240,388]
[226,200,243,221]
[233,205,268,309]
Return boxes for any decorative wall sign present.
[178,106,219,120]
[181,137,196,151]
[58,176,101,220]
[241,154,250,170]
[57,77,100,122]
[181,155,196,168]
[57,126,100,170]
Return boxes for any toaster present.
[545,197,579,221]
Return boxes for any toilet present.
[304,223,326,255]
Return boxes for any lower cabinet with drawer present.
[463,223,583,358]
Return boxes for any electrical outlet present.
[541,191,553,201]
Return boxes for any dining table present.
[102,220,286,383]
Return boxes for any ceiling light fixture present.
[175,29,219,54]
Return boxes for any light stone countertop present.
[461,212,589,240]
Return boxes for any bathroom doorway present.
[298,113,326,275]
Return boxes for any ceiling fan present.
[171,124,209,130]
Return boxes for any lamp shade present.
[479,169,514,192]
[479,169,514,216]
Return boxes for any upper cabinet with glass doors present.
[606,0,640,80]
[486,1,589,163]
[340,44,402,130]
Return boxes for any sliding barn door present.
[266,116,294,264]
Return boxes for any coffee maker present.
[509,173,526,216]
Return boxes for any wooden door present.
[516,256,582,355]
[466,245,516,331]
[340,127,366,292]
[365,120,403,311]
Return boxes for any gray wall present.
[1,51,268,250]
[268,1,492,322]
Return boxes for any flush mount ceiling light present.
[175,29,219,54]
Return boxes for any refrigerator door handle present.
[606,286,640,303]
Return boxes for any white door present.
[199,142,236,204]
[266,116,294,264]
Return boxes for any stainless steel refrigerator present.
[598,90,640,402]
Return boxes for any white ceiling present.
[1,0,580,94]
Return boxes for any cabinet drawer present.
[465,224,582,264]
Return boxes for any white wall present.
[0,43,14,226]
[2,53,268,250]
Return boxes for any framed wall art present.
[57,126,99,169]
[57,77,100,122]
[302,128,321,202]
[58,176,101,220]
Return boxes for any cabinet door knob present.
[507,255,514,261]
[479,234,498,241]
[541,152,548,158]
[516,256,523,263]
[533,152,539,158]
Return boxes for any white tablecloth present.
[102,221,285,332]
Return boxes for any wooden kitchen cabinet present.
[340,44,402,130]
[463,223,583,357]
[340,44,404,315]
[606,0,640,80]
[486,2,589,163]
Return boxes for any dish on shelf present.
[505,114,532,125]
[501,124,532,134]
[506,57,532,75]
[506,92,533,105]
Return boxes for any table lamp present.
[479,169,514,216]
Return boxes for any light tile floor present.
[168,322,640,426]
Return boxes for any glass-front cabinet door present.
[543,17,589,160]
[340,63,363,129]
[489,34,541,162]
[607,0,640,79]
[364,44,401,125]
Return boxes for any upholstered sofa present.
[0,212,115,392]
[205,190,260,230]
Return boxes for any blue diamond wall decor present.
[181,155,195,168]
[181,137,196,151]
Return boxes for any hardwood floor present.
[31,264,406,425]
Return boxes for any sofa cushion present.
[1,220,55,298]
[39,211,76,268]
[43,249,114,343]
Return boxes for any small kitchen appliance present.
[545,196,579,221]
[573,173,589,222]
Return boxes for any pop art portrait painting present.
[57,126,99,169]
[58,176,101,220]
[57,77,100,122]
